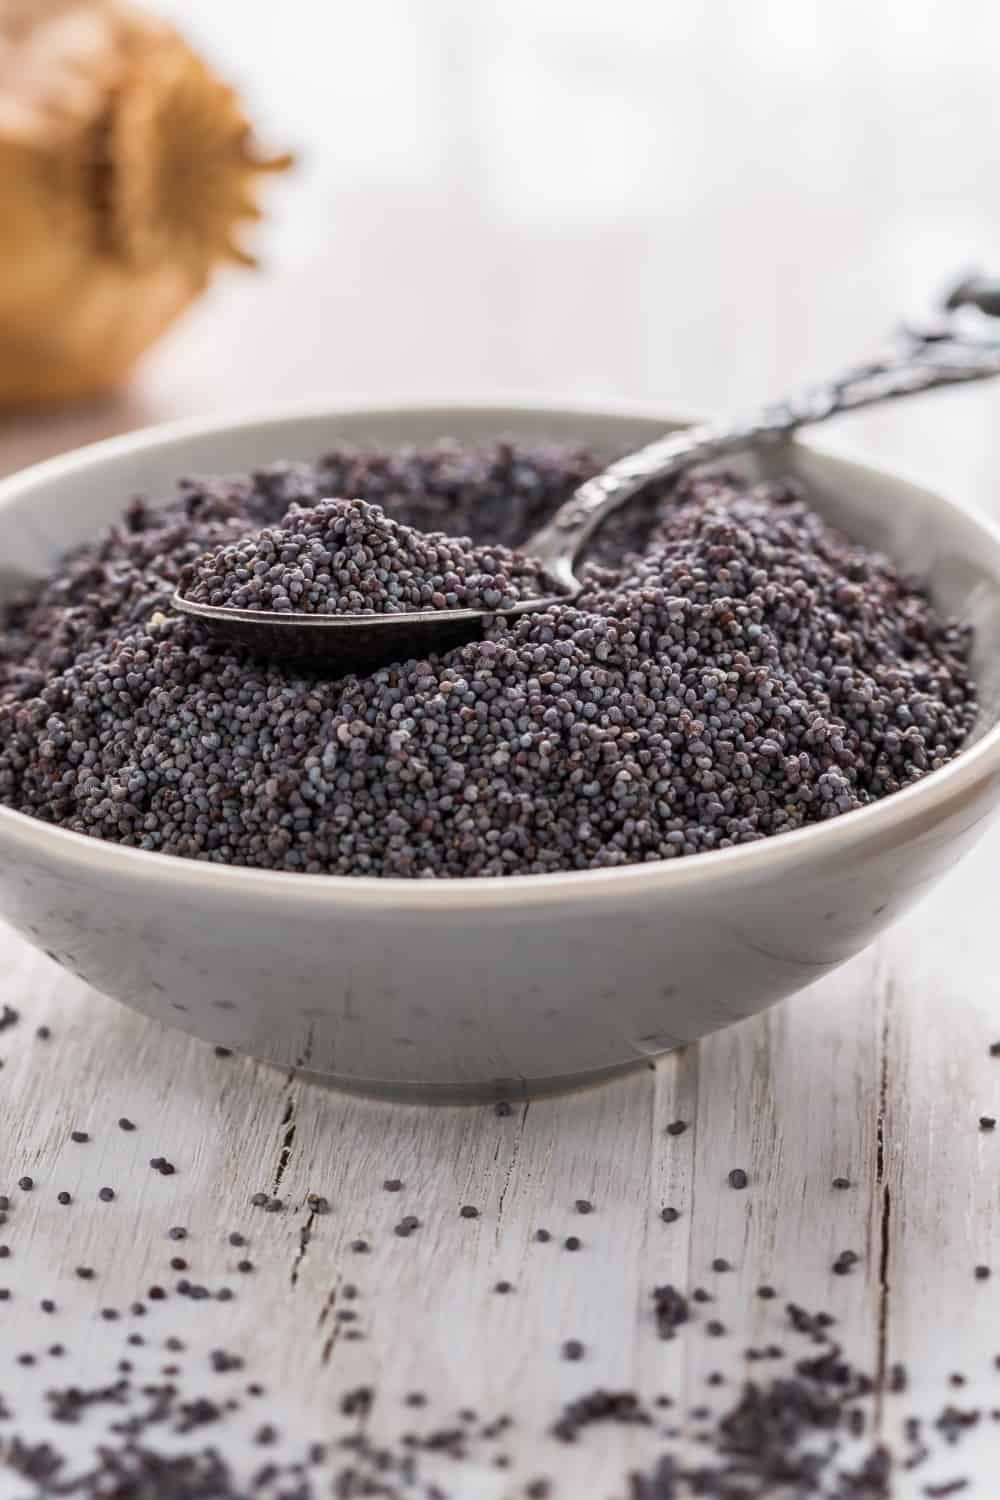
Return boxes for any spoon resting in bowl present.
[173,271,1000,672]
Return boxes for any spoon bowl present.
[170,590,569,669]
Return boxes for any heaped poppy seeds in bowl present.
[0,440,975,877]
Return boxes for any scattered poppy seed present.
[57,1191,71,1205]
[727,1168,749,1189]
[574,1199,593,1215]
[117,1118,135,1131]
[228,1232,246,1247]
[168,1226,187,1241]
[494,1101,513,1117]
[35,1026,50,1040]
[250,1192,268,1207]
[170,1257,187,1272]
[660,1207,680,1223]
[459,1205,479,1219]
[383,1179,403,1193]
[652,1285,690,1340]
[237,1260,254,1273]
[70,1132,88,1143]
[712,1258,731,1273]
[666,1121,687,1136]
[562,1340,585,1362]
[535,1229,551,1243]
[494,1281,513,1294]
[975,1265,991,1280]
[74,1267,94,1279]
[980,1117,996,1131]
[564,1236,581,1252]
[832,1177,851,1189]
[17,1176,32,1191]
[833,1250,860,1275]
[97,1187,114,1202]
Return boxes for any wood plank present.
[874,826,1000,1495]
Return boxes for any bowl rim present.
[3,392,1000,913]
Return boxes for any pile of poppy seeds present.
[179,497,546,614]
[0,439,976,877]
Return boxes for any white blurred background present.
[5,0,1000,504]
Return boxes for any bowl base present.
[283,1054,660,1105]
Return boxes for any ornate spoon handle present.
[528,279,1000,586]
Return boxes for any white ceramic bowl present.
[3,401,1000,1101]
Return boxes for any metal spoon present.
[173,272,1000,673]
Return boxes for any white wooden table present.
[2,4,1000,1493]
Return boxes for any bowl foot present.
[275,1054,660,1105]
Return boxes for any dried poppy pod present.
[0,0,292,408]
